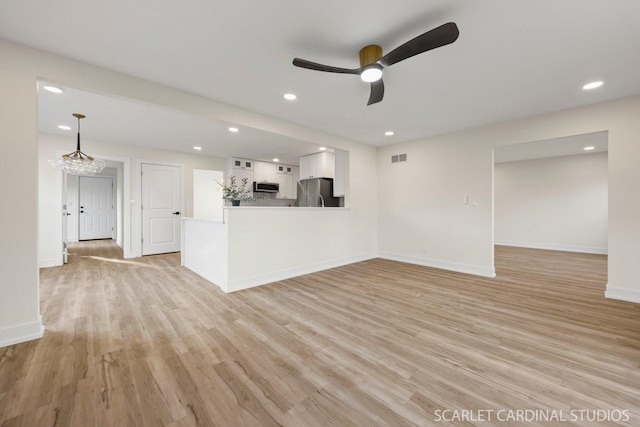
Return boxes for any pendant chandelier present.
[49,113,105,176]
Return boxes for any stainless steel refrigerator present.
[297,178,340,207]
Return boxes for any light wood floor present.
[1,242,638,426]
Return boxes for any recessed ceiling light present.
[272,158,280,162]
[193,146,202,150]
[43,85,63,94]
[283,93,297,100]
[228,127,239,133]
[385,131,395,136]
[318,146,327,151]
[584,146,595,151]
[583,81,603,90]
[58,125,71,130]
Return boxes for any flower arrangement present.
[218,175,252,202]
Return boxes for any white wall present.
[495,153,608,254]
[0,40,377,347]
[193,169,224,222]
[378,137,496,277]
[378,95,640,303]
[39,133,228,266]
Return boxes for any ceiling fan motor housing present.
[359,45,383,67]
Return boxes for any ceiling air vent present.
[391,155,399,163]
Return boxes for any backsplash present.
[225,197,298,207]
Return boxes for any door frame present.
[52,152,131,264]
[135,160,184,257]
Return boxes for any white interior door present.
[141,163,182,255]
[79,176,114,240]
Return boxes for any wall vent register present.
[391,154,407,163]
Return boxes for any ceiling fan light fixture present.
[360,65,383,83]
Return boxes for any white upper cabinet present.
[254,161,278,183]
[276,164,294,175]
[227,158,254,193]
[299,152,334,179]
[230,158,253,170]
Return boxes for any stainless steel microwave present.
[253,182,279,193]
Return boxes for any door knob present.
[173,211,180,215]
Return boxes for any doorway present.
[51,155,131,266]
[493,131,609,257]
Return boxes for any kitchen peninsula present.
[181,204,371,293]
[183,149,366,291]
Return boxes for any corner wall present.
[378,96,640,303]
[0,42,43,347]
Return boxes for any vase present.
[231,200,240,206]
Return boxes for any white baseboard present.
[39,258,60,268]
[605,286,640,304]
[226,252,378,293]
[378,252,496,278]
[0,317,45,348]
[116,239,123,248]
[495,240,607,255]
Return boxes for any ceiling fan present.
[293,22,459,106]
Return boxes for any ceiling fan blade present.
[367,79,385,106]
[293,58,360,75]
[378,22,459,67]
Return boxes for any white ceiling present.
[2,1,640,150]
[38,84,324,165]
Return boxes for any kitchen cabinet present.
[254,161,278,183]
[276,164,294,174]
[276,165,298,199]
[229,168,253,190]
[299,152,334,179]
[276,173,292,199]
[227,158,254,194]
[230,158,253,170]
